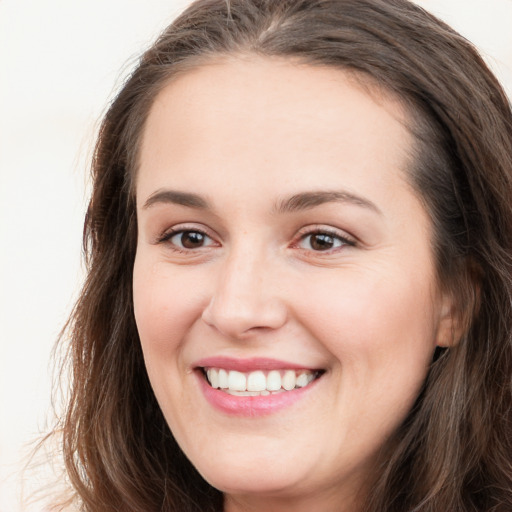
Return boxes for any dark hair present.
[55,0,512,510]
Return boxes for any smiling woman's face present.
[133,57,456,511]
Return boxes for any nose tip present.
[202,295,287,339]
[201,267,287,339]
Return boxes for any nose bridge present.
[202,240,287,337]
[223,244,263,298]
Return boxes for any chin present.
[204,469,301,497]
[192,451,308,497]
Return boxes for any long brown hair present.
[54,1,512,510]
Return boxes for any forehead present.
[136,56,414,206]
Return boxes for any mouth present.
[200,367,324,396]
[193,357,326,415]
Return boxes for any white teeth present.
[296,372,314,388]
[247,370,267,391]
[226,390,265,396]
[204,368,320,393]
[228,370,246,391]
[218,369,229,389]
[207,368,219,388]
[266,370,282,391]
[282,370,296,391]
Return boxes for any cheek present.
[295,266,437,398]
[132,254,207,360]
[132,254,212,426]
[301,266,436,338]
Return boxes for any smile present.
[203,368,320,396]
[194,357,325,415]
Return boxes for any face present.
[133,57,455,511]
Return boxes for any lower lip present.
[196,371,320,416]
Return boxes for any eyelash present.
[156,225,356,254]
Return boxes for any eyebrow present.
[142,188,381,215]
[274,190,382,215]
[143,189,211,210]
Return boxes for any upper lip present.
[193,356,321,372]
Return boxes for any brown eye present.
[309,233,336,251]
[181,231,206,248]
[167,230,214,250]
[298,231,351,252]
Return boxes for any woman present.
[53,0,512,510]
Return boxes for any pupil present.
[311,234,334,251]
[181,231,204,249]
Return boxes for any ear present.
[435,292,466,348]
[435,269,481,348]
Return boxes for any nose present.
[201,247,288,340]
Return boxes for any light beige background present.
[1,1,511,510]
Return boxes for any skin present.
[133,56,457,512]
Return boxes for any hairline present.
[128,51,422,192]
